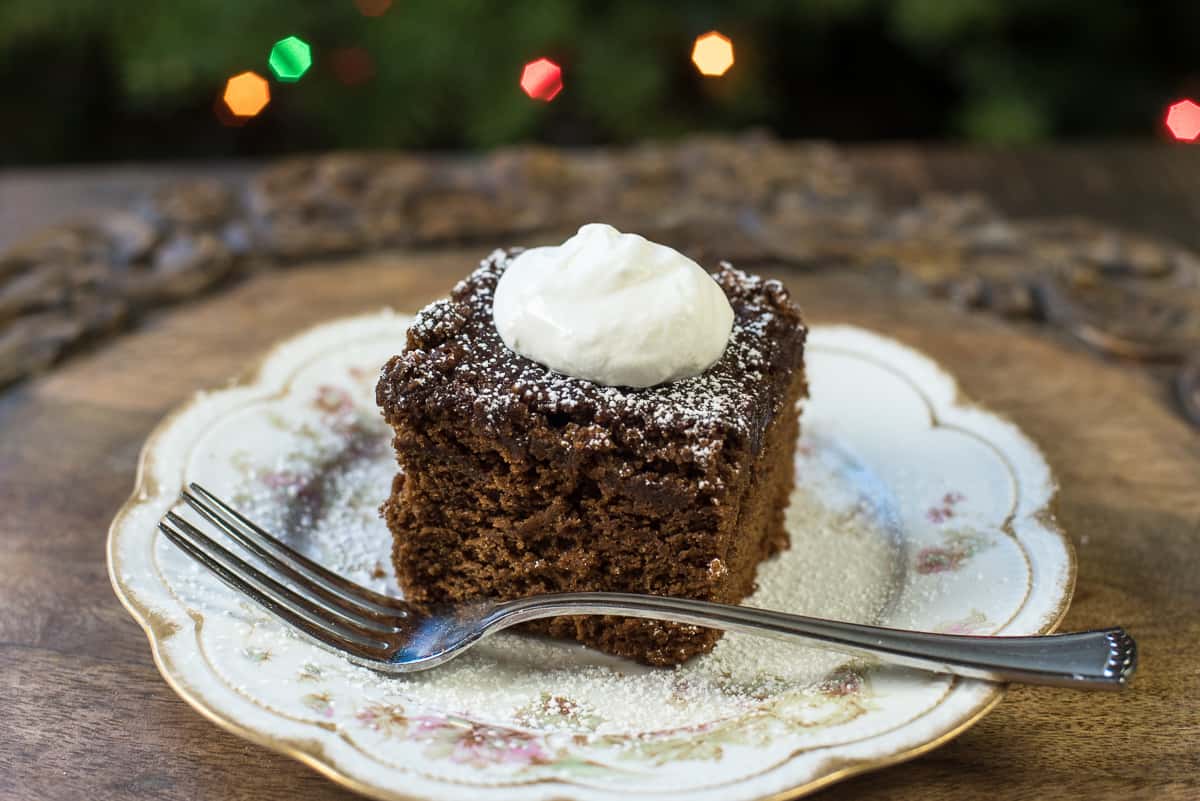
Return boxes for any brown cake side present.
[377,249,807,665]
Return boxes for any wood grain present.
[1,248,1198,801]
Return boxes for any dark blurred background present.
[2,0,1199,165]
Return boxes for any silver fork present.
[160,483,1136,690]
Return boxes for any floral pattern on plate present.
[109,313,1074,801]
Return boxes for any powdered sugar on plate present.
[217,359,901,735]
[121,314,1067,799]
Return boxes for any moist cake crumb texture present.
[377,248,808,665]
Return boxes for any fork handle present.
[488,593,1136,689]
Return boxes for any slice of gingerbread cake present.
[377,224,807,665]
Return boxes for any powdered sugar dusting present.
[124,313,1069,796]
[379,249,807,469]
[225,374,900,735]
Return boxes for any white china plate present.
[109,312,1073,801]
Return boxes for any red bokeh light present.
[520,58,562,102]
[331,47,375,86]
[1165,99,1200,142]
[355,0,392,17]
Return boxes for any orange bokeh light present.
[1165,99,1200,142]
[692,31,734,77]
[222,71,271,118]
[520,58,563,102]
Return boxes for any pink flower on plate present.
[449,725,551,767]
[926,507,953,524]
[926,490,966,524]
[915,546,966,574]
[412,715,449,733]
[915,529,990,574]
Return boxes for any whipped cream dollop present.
[492,223,734,387]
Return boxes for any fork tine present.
[158,520,391,662]
[162,511,396,652]
[181,488,403,625]
[185,483,404,616]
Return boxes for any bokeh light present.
[520,58,563,102]
[331,47,375,86]
[222,71,271,118]
[691,31,734,77]
[355,0,392,17]
[1165,99,1200,142]
[213,94,248,127]
[269,36,312,82]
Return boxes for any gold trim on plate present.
[108,314,1076,801]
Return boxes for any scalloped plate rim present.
[107,310,1075,801]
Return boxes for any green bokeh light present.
[268,36,312,82]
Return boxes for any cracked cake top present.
[377,248,806,467]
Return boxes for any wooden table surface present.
[2,149,1199,801]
